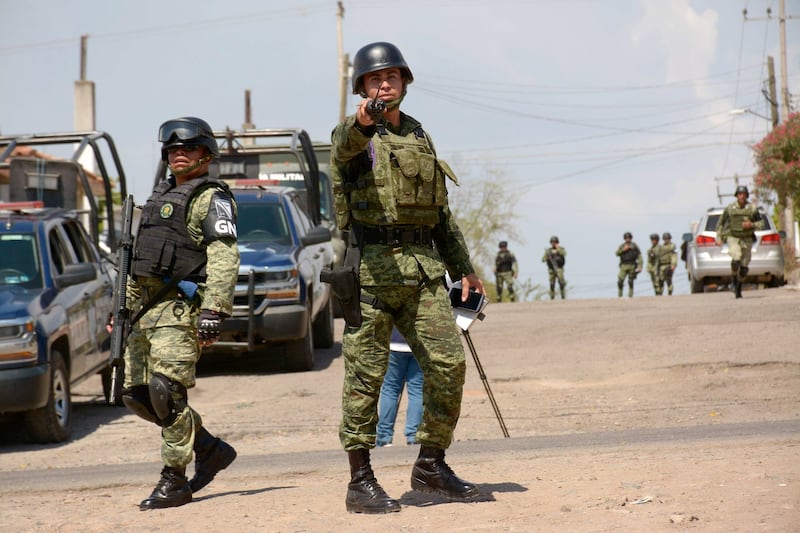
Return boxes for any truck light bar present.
[0,201,45,210]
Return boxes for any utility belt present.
[360,225,433,246]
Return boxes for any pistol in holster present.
[321,245,363,328]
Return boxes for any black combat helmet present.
[351,42,414,97]
[624,232,633,239]
[550,236,559,243]
[650,233,659,241]
[735,185,749,198]
[158,116,220,161]
[662,232,672,240]
[499,241,508,248]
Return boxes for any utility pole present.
[744,1,796,259]
[766,56,779,129]
[74,34,96,211]
[336,1,349,124]
[778,0,796,260]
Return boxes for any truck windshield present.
[0,233,42,288]
[237,203,291,245]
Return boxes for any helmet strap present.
[169,153,213,177]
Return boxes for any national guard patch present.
[160,203,174,218]
[202,193,238,241]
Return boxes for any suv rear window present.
[705,211,775,233]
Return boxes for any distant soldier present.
[646,233,661,295]
[541,236,566,299]
[656,232,678,295]
[716,185,764,298]
[494,241,518,302]
[616,232,642,298]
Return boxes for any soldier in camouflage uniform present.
[494,241,518,302]
[122,117,240,510]
[656,232,678,296]
[715,185,764,298]
[616,232,642,297]
[330,42,485,514]
[541,236,567,299]
[646,233,661,295]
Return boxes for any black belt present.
[360,226,433,246]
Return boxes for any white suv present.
[682,207,785,293]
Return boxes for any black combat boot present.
[731,261,742,299]
[139,466,192,510]
[189,427,237,493]
[345,449,401,514]
[410,446,480,501]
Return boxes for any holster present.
[320,243,363,328]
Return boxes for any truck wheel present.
[690,276,704,294]
[312,297,334,349]
[285,303,314,372]
[25,350,71,443]
[101,365,125,406]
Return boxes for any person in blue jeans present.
[376,328,423,447]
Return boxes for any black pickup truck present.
[0,132,127,442]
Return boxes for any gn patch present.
[203,193,238,241]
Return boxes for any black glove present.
[197,309,223,345]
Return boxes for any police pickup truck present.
[0,132,127,442]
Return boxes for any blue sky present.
[1,0,798,298]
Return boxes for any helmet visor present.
[158,119,208,143]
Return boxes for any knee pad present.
[731,260,741,273]
[149,373,188,427]
[617,280,624,290]
[739,266,749,277]
[122,385,159,425]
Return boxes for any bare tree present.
[448,163,541,300]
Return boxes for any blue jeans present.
[376,350,423,446]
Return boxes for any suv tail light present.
[760,233,781,245]
[696,235,717,247]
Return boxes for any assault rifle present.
[108,195,135,405]
[545,250,558,271]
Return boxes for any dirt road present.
[1,288,798,532]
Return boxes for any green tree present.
[753,112,800,217]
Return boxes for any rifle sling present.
[129,261,204,326]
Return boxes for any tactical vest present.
[619,244,640,264]
[132,176,225,281]
[496,250,515,272]
[724,203,759,238]
[345,125,457,226]
[546,250,565,269]
[657,242,676,265]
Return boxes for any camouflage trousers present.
[648,268,661,295]
[495,271,516,302]
[124,320,203,468]
[547,268,566,299]
[657,265,675,295]
[340,281,465,451]
[726,236,753,271]
[617,263,638,297]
